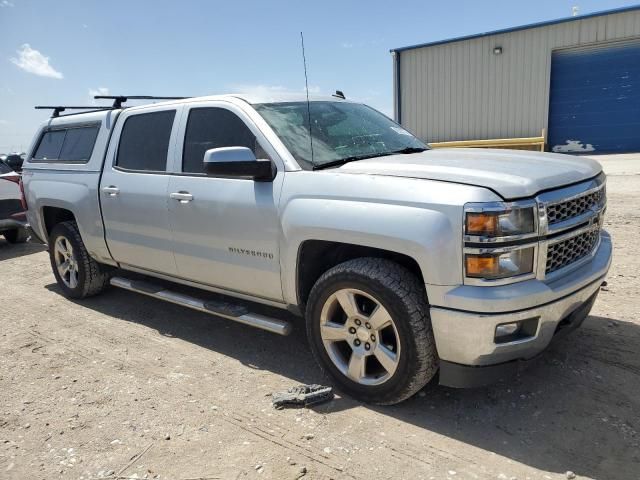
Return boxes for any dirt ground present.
[1,157,638,480]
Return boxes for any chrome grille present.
[546,229,599,274]
[546,187,605,225]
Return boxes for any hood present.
[337,148,602,200]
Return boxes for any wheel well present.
[42,207,76,238]
[296,240,425,307]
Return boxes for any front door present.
[100,107,180,275]
[167,102,284,301]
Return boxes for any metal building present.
[391,6,640,153]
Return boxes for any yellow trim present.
[430,129,546,152]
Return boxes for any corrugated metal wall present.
[397,9,640,143]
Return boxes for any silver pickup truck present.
[22,93,611,404]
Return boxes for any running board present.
[110,277,292,336]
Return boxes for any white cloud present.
[0,1,15,7]
[89,87,109,104]
[10,44,63,79]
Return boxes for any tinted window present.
[182,108,266,174]
[33,130,66,160]
[59,127,99,161]
[117,110,176,171]
[0,162,11,174]
[32,126,99,162]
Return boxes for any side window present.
[33,130,66,160]
[116,110,176,171]
[59,127,99,161]
[182,107,268,174]
[32,126,99,162]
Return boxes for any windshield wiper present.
[312,146,427,171]
[387,146,428,154]
[312,152,393,170]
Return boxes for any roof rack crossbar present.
[93,95,191,108]
[35,105,113,118]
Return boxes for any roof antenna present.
[300,31,314,165]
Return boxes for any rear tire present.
[48,221,112,299]
[3,228,28,244]
[306,257,438,405]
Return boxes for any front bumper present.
[430,230,611,385]
[438,291,597,387]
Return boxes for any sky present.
[0,0,638,152]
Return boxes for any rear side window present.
[32,126,99,162]
[33,130,66,160]
[182,107,267,174]
[117,110,176,172]
[60,127,99,161]
[0,162,12,174]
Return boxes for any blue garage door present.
[548,39,640,154]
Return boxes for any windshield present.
[254,101,427,170]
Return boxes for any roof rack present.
[35,96,192,118]
[34,105,113,118]
[94,95,191,108]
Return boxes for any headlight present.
[465,247,535,280]
[465,205,536,238]
[463,202,539,284]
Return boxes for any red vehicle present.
[0,161,28,243]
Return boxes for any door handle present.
[102,186,120,197]
[170,192,193,203]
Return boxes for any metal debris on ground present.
[272,384,334,409]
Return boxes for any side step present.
[110,277,292,336]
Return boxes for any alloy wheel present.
[54,236,79,289]
[319,288,401,386]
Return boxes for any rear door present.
[100,105,180,275]
[166,101,284,301]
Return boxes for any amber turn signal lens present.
[465,255,499,277]
[466,213,498,236]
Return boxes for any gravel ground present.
[1,158,638,480]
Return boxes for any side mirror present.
[203,147,276,182]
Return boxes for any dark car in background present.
[0,161,28,243]
[2,153,25,173]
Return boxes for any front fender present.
[279,197,462,306]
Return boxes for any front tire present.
[306,258,438,405]
[48,221,111,299]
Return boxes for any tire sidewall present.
[48,223,89,298]
[307,270,425,403]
